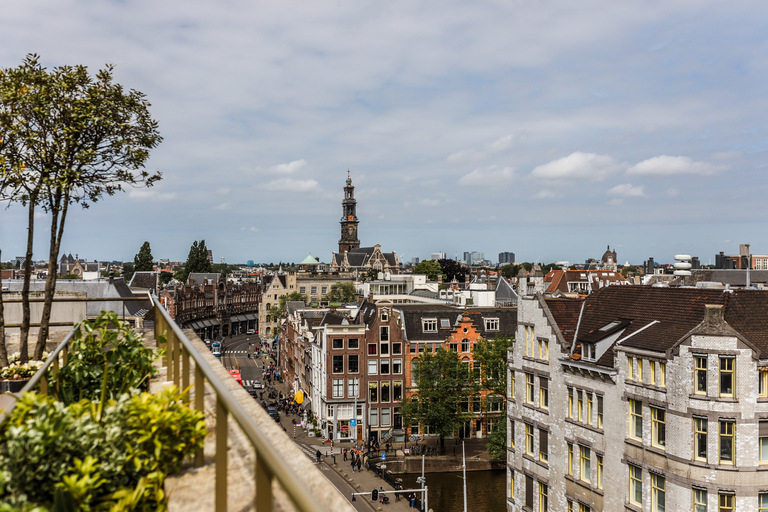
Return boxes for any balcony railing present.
[1,295,346,512]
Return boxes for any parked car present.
[246,329,256,335]
[252,380,263,390]
[267,407,279,422]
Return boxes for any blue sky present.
[1,1,767,266]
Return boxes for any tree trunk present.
[19,200,37,363]
[0,248,8,368]
[35,190,68,360]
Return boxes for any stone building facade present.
[507,286,768,512]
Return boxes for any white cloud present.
[458,166,515,187]
[128,189,177,201]
[531,152,623,182]
[268,159,307,174]
[249,227,259,233]
[607,183,646,197]
[627,156,720,176]
[214,202,232,210]
[262,178,318,192]
[533,190,562,199]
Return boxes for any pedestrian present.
[409,493,415,508]
[351,457,355,473]
[357,455,361,472]
[343,448,348,461]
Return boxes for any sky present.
[1,1,767,266]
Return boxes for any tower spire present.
[339,171,360,254]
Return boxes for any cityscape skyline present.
[2,1,767,265]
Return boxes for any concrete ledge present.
[149,329,355,512]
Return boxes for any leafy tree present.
[158,272,174,286]
[272,292,308,319]
[437,259,467,282]
[412,260,442,281]
[362,268,379,281]
[122,262,135,282]
[0,54,162,361]
[400,347,476,453]
[323,282,355,303]
[541,263,562,274]
[472,335,513,459]
[133,241,154,272]
[499,264,519,279]
[181,240,213,283]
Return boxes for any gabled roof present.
[394,303,464,341]
[129,271,159,290]
[299,254,320,265]
[543,297,583,345]
[187,273,221,286]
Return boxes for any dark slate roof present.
[187,273,221,286]
[334,247,398,267]
[721,291,768,355]
[463,307,517,338]
[319,310,353,327]
[129,271,159,290]
[689,269,768,287]
[286,301,307,316]
[357,301,378,327]
[543,298,583,344]
[394,304,464,341]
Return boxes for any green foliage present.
[323,282,355,303]
[412,260,442,281]
[437,259,467,282]
[181,240,213,283]
[486,419,506,460]
[121,262,134,283]
[400,348,476,443]
[0,387,205,511]
[472,335,514,397]
[51,311,160,405]
[133,242,154,272]
[158,272,173,286]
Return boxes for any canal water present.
[400,469,506,512]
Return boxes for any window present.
[333,355,344,373]
[525,475,534,509]
[392,342,402,355]
[694,417,708,461]
[509,470,514,499]
[393,358,402,374]
[567,443,574,475]
[369,382,378,402]
[540,378,549,409]
[489,395,503,412]
[299,286,306,294]
[525,423,534,455]
[719,357,734,397]
[411,361,418,386]
[629,465,642,506]
[485,318,499,331]
[526,373,535,404]
[650,361,656,385]
[370,408,378,427]
[580,446,591,483]
[311,286,317,294]
[381,382,390,402]
[332,379,344,398]
[348,378,359,398]
[461,338,470,353]
[423,319,437,332]
[577,391,583,422]
[449,342,458,352]
[539,429,548,463]
[348,338,359,349]
[381,407,391,426]
[719,420,734,464]
[651,407,666,448]
[381,311,388,322]
[368,343,378,355]
[510,420,515,448]
[660,362,666,387]
[597,454,603,489]
[380,359,390,375]
[511,372,515,398]
[321,286,328,295]
[525,326,534,357]
[638,359,643,382]
[693,489,707,512]
[568,389,574,419]
[380,342,389,355]
[440,318,450,328]
[760,493,768,512]
[380,325,389,342]
[368,360,378,375]
[628,356,634,380]
[579,505,590,512]
[695,356,707,394]
[348,354,359,373]
[583,343,595,361]
[718,494,734,512]
[539,482,548,512]
[597,395,603,428]
[587,394,593,425]
[760,421,768,464]
[651,474,665,512]
[629,399,643,439]
[540,339,549,360]
[393,381,402,401]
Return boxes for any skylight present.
[599,320,621,332]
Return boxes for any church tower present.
[338,171,360,254]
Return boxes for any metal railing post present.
[172,331,180,388]
[194,362,205,468]
[255,453,273,512]
[216,397,228,512]
[182,347,190,403]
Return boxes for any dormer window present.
[485,318,500,331]
[381,310,389,322]
[599,321,620,332]
[440,318,450,328]
[422,319,437,333]
[583,343,596,361]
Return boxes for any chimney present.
[438,275,443,285]
[465,274,470,285]
[704,304,725,328]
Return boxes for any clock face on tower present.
[348,227,354,236]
